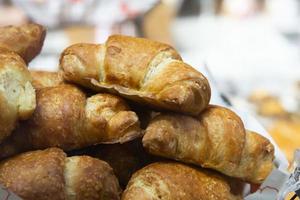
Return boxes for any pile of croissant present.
[0,23,275,200]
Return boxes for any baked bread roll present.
[122,162,243,200]
[0,23,45,143]
[60,35,211,116]
[0,148,121,200]
[143,105,274,183]
[0,84,141,158]
[30,70,64,89]
[0,49,36,143]
[0,23,45,63]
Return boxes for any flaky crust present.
[2,84,141,153]
[143,105,274,183]
[30,70,64,89]
[0,148,121,200]
[0,49,36,142]
[0,23,46,63]
[60,35,211,116]
[84,93,141,144]
[122,162,242,200]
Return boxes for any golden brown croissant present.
[30,70,64,89]
[0,23,45,143]
[0,23,45,63]
[122,162,243,200]
[0,148,121,200]
[143,105,275,183]
[0,49,36,143]
[60,35,211,116]
[0,84,141,158]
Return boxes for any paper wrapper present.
[0,185,21,200]
[244,149,300,200]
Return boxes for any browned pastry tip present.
[0,23,46,63]
[30,70,64,89]
[83,92,141,144]
[143,105,275,183]
[242,130,275,182]
[60,35,211,116]
[0,148,121,200]
[59,43,102,89]
[122,162,243,200]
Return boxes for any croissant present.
[60,35,211,116]
[0,148,121,200]
[0,49,36,143]
[0,84,141,158]
[30,70,64,89]
[122,162,243,200]
[0,23,45,143]
[0,23,45,63]
[143,105,275,183]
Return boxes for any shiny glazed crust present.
[143,105,274,183]
[0,148,121,200]
[0,23,45,63]
[60,35,211,116]
[122,162,242,200]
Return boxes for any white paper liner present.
[0,185,21,200]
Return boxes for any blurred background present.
[0,0,299,162]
